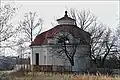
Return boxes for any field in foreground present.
[1,71,120,80]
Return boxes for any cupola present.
[57,11,76,25]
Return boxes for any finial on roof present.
[64,11,68,17]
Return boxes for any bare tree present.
[16,12,43,71]
[0,3,19,43]
[88,23,106,64]
[68,8,97,30]
[0,3,21,56]
[48,28,83,67]
[116,18,120,50]
[68,8,117,67]
[91,28,117,67]
[4,12,43,56]
[19,12,43,42]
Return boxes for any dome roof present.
[30,24,91,46]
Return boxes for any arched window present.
[35,53,39,65]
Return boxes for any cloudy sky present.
[1,1,120,56]
[2,1,120,32]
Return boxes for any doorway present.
[35,53,39,65]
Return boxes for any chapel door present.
[35,53,39,65]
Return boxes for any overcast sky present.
[2,1,120,32]
[1,1,120,56]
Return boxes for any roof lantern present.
[57,11,76,25]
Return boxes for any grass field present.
[1,71,120,80]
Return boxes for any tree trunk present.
[69,58,74,66]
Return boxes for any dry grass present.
[6,71,120,80]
